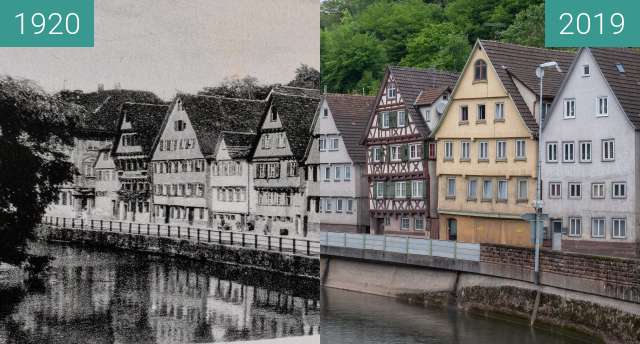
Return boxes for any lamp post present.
[534,61,562,284]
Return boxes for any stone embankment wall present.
[39,225,319,278]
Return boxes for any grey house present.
[542,48,640,257]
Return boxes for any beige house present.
[432,40,573,247]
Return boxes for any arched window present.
[474,60,487,81]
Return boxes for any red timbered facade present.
[362,66,458,237]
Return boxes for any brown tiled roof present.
[178,95,267,156]
[479,40,575,134]
[386,66,459,137]
[324,94,375,163]
[219,131,256,159]
[112,103,169,157]
[414,86,451,106]
[590,48,640,129]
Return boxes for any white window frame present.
[467,179,477,200]
[376,182,384,199]
[549,182,561,199]
[373,147,382,162]
[515,140,526,159]
[412,180,424,198]
[612,218,627,238]
[409,144,420,160]
[602,139,615,161]
[596,96,608,116]
[562,142,575,162]
[400,216,410,230]
[563,98,576,119]
[395,181,406,198]
[582,64,590,77]
[390,145,401,161]
[568,182,582,199]
[579,141,592,163]
[477,104,486,121]
[324,166,331,181]
[461,141,470,161]
[347,199,354,213]
[482,179,493,200]
[591,183,605,199]
[495,103,504,121]
[478,141,488,161]
[446,177,456,198]
[334,166,342,181]
[344,165,352,181]
[415,216,425,231]
[496,141,507,161]
[612,182,627,199]
[569,217,582,237]
[547,142,558,162]
[444,141,454,160]
[460,105,469,122]
[397,111,406,127]
[381,112,390,129]
[497,179,508,201]
[517,178,528,201]
[591,217,605,238]
[336,199,343,213]
[387,84,396,99]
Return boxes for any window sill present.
[478,159,489,163]
[612,237,628,240]
[595,114,608,118]
[472,80,488,85]
[514,157,527,161]
[516,199,528,203]
[602,159,615,163]
[459,120,469,125]
[495,159,507,163]
[494,118,505,123]
[481,198,493,203]
[546,160,558,163]
[568,197,582,200]
[444,158,454,162]
[445,196,456,200]
[460,158,471,162]
[562,117,576,120]
[496,199,508,203]
[476,119,487,124]
[466,198,477,202]
[562,160,575,163]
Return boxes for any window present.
[563,99,576,119]
[324,166,331,181]
[323,108,329,118]
[496,141,507,161]
[549,182,561,198]
[515,140,526,159]
[174,120,186,131]
[563,142,575,162]
[444,141,453,160]
[583,64,590,76]
[412,180,424,198]
[612,218,626,238]
[397,111,406,127]
[262,134,271,149]
[569,217,582,237]
[602,139,615,161]
[495,103,504,121]
[409,144,420,160]
[477,104,486,121]
[592,218,605,238]
[616,63,625,73]
[478,141,488,160]
[612,182,626,198]
[336,199,343,213]
[271,109,277,122]
[591,183,605,199]
[376,182,384,199]
[568,183,582,199]
[390,145,400,161]
[387,84,396,99]
[347,199,354,213]
[474,60,487,81]
[373,147,383,162]
[597,96,608,116]
[334,166,342,181]
[497,179,508,201]
[461,141,470,161]
[381,112,390,128]
[415,217,425,230]
[467,179,477,200]
[429,142,436,159]
[319,137,326,151]
[482,180,493,200]
[517,179,528,201]
[460,106,469,122]
[547,142,558,162]
[384,217,390,226]
[579,141,592,162]
[400,217,410,230]
[447,177,456,198]
[330,137,339,151]
[325,199,333,212]
[344,166,351,181]
[425,109,431,123]
[395,181,406,198]
[542,102,552,121]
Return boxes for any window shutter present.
[401,144,409,161]
[377,113,382,128]
[390,111,397,128]
[405,111,410,125]
[406,181,412,198]
[385,146,391,162]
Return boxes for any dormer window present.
[474,60,487,81]
[270,108,278,122]
[174,120,186,131]
[583,64,590,76]
[387,84,396,98]
[323,108,329,118]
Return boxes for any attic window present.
[583,65,590,76]
[323,108,329,118]
[387,84,397,98]
[174,120,186,131]
[270,109,277,122]
[616,63,625,73]
[474,60,487,81]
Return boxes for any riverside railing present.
[42,216,320,257]
[320,232,480,262]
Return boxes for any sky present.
[0,0,319,100]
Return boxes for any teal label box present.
[0,0,94,47]
[546,0,639,47]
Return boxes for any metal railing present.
[320,232,480,262]
[42,216,320,257]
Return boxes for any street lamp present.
[534,61,562,284]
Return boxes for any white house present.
[304,94,373,233]
[93,147,119,219]
[542,48,640,258]
[250,86,321,238]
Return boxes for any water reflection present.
[0,243,319,343]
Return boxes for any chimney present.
[97,83,104,92]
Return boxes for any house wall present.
[435,46,537,247]
[541,49,638,256]
[94,150,120,220]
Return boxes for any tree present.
[0,76,80,267]
[288,64,320,89]
[198,76,273,100]
[500,3,544,47]
[400,22,471,72]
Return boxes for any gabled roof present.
[589,48,640,129]
[414,86,451,106]
[479,40,574,133]
[363,66,459,143]
[254,86,321,161]
[320,94,375,163]
[216,131,256,160]
[112,102,169,157]
[61,89,163,134]
[177,95,267,157]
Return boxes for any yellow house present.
[431,40,574,247]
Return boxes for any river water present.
[321,288,597,344]
[0,242,320,343]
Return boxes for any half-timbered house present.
[304,94,374,233]
[93,147,119,219]
[362,66,458,236]
[150,95,265,227]
[251,86,321,238]
[111,102,169,222]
